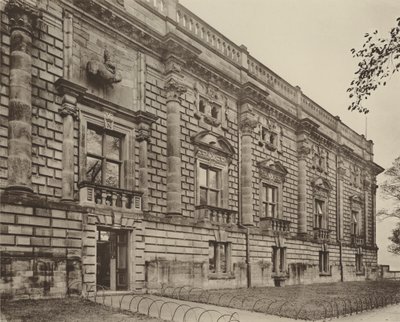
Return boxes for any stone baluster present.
[101,191,107,205]
[164,76,186,216]
[121,193,127,209]
[111,192,117,207]
[240,106,258,226]
[5,0,40,192]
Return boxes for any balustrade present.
[351,234,365,247]
[79,182,142,210]
[260,217,291,232]
[313,228,330,241]
[196,205,238,225]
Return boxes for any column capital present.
[136,123,151,143]
[298,141,311,160]
[5,0,40,35]
[60,94,78,119]
[164,78,187,102]
[239,116,258,135]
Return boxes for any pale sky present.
[180,0,400,269]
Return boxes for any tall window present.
[314,199,325,229]
[351,211,359,235]
[319,251,330,274]
[199,164,221,207]
[355,254,363,273]
[209,241,230,274]
[86,125,122,188]
[272,247,286,274]
[262,184,278,218]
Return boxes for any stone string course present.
[0,0,383,299]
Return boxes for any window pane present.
[209,242,215,272]
[316,201,323,214]
[271,204,276,217]
[118,245,127,269]
[87,128,102,155]
[86,156,102,184]
[200,188,207,205]
[208,169,218,188]
[105,161,120,188]
[267,187,273,202]
[105,134,121,160]
[267,204,274,217]
[209,190,218,206]
[199,166,207,187]
[220,244,226,273]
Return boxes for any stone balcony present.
[195,205,238,225]
[313,228,331,241]
[351,234,365,247]
[79,182,142,211]
[260,217,291,233]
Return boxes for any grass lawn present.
[1,297,165,322]
[163,280,400,320]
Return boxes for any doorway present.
[96,228,129,290]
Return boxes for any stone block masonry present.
[0,0,383,298]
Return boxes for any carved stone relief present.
[311,144,329,174]
[257,117,283,153]
[87,49,122,86]
[193,82,228,130]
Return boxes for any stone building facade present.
[0,0,384,298]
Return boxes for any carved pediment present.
[350,195,363,210]
[312,177,332,193]
[257,159,288,183]
[192,130,235,158]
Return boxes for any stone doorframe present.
[82,211,138,293]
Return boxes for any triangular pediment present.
[257,159,288,177]
[312,177,332,191]
[192,130,235,157]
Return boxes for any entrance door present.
[96,229,129,290]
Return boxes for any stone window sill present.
[208,273,235,280]
[356,271,365,276]
[319,271,332,277]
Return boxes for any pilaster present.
[55,78,87,201]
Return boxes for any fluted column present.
[371,181,377,246]
[165,78,186,216]
[60,94,78,200]
[240,112,258,226]
[136,123,151,212]
[297,142,310,235]
[363,176,371,243]
[337,159,346,241]
[5,0,39,192]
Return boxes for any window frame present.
[208,240,232,276]
[86,123,124,188]
[78,106,135,191]
[261,184,278,218]
[199,163,222,207]
[272,246,287,274]
[314,198,326,229]
[319,251,330,275]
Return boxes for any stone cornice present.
[162,32,202,63]
[55,78,88,98]
[296,118,320,134]
[132,110,159,126]
[239,82,270,106]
